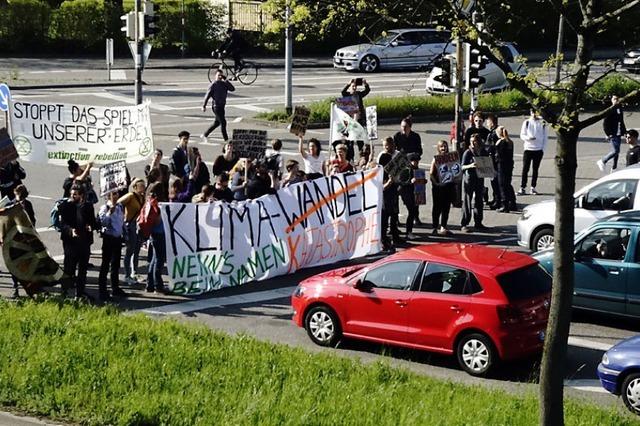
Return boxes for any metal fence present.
[229,0,273,32]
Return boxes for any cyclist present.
[215,28,245,75]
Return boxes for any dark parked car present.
[598,335,640,415]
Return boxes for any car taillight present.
[497,304,523,326]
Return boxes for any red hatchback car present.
[292,243,552,376]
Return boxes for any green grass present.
[0,299,637,425]
[257,74,640,124]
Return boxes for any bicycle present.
[208,52,258,86]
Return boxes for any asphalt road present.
[2,61,640,417]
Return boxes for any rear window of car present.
[496,264,552,301]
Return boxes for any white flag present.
[330,103,368,142]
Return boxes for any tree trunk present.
[539,128,578,425]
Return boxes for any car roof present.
[576,164,640,195]
[388,243,537,275]
[596,210,640,225]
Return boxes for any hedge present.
[48,0,106,50]
[0,0,51,51]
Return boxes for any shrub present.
[585,74,640,106]
[0,0,51,51]
[48,0,106,50]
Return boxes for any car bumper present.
[597,363,621,394]
[496,326,546,360]
[623,57,640,71]
[291,295,305,327]
[333,57,359,71]
[516,219,531,248]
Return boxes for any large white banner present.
[161,167,384,295]
[9,100,154,164]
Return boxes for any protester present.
[265,138,284,188]
[192,184,215,203]
[144,183,166,293]
[460,134,488,232]
[145,149,170,199]
[184,146,210,194]
[298,136,327,179]
[281,159,304,188]
[13,184,35,225]
[169,175,196,203]
[429,140,454,235]
[399,153,420,240]
[170,131,190,179]
[230,159,249,201]
[97,190,127,301]
[201,69,235,142]
[0,160,26,200]
[464,111,490,150]
[62,160,94,199]
[356,144,374,170]
[117,178,146,285]
[377,137,402,251]
[330,144,354,175]
[212,142,238,177]
[598,94,627,173]
[519,109,548,195]
[393,117,423,156]
[485,113,501,208]
[212,172,234,202]
[246,161,275,199]
[59,184,97,300]
[341,78,370,153]
[625,129,640,167]
[494,126,517,213]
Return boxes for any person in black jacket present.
[0,160,26,200]
[170,131,190,179]
[201,70,235,142]
[393,117,423,156]
[494,126,517,213]
[59,184,97,300]
[341,78,370,154]
[597,95,627,173]
[218,28,246,73]
[626,129,640,167]
[463,111,490,151]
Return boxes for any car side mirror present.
[353,279,363,289]
[574,250,582,261]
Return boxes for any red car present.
[292,243,552,376]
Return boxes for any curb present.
[11,81,134,91]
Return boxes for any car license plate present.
[623,58,635,64]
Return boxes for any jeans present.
[98,234,123,295]
[602,136,622,169]
[431,184,452,229]
[147,232,166,291]
[521,150,544,189]
[461,177,484,227]
[123,220,141,279]
[204,105,228,141]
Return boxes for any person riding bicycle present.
[215,28,245,75]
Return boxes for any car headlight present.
[602,353,609,366]
[293,286,306,298]
[628,51,638,58]
[521,209,532,221]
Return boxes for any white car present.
[517,165,640,252]
[425,43,526,93]
[333,28,453,73]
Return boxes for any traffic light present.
[140,1,159,39]
[120,12,136,40]
[465,43,488,90]
[433,57,455,88]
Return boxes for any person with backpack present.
[97,190,127,301]
[139,182,166,293]
[264,139,284,188]
[59,184,97,301]
[117,178,146,285]
[170,131,190,179]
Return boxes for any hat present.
[286,159,299,171]
[407,153,421,162]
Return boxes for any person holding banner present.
[212,173,234,202]
[118,178,146,285]
[460,135,488,233]
[145,149,170,200]
[212,142,238,177]
[62,159,93,198]
[144,183,167,294]
[298,136,327,179]
[201,70,235,142]
[330,144,354,175]
[184,146,210,194]
[341,78,370,153]
[97,190,127,301]
[429,140,455,236]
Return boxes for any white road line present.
[232,117,243,123]
[231,104,273,113]
[110,70,127,80]
[568,336,613,351]
[36,227,55,234]
[564,379,608,394]
[30,195,53,200]
[134,285,296,315]
[92,92,173,111]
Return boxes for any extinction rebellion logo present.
[13,135,31,156]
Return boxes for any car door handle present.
[450,305,462,312]
[395,300,408,307]
[608,267,620,275]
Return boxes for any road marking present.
[36,227,55,234]
[232,117,243,123]
[92,92,173,111]
[568,336,613,351]
[30,195,53,200]
[230,104,272,113]
[564,379,608,394]
[134,285,296,315]
[110,70,127,80]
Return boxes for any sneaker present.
[125,276,138,286]
[517,187,526,196]
[596,159,605,172]
[530,187,539,195]
[497,206,511,213]
[461,226,471,233]
[437,227,448,236]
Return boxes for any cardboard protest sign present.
[366,106,378,140]
[434,151,462,184]
[289,106,310,137]
[414,169,427,205]
[9,100,153,165]
[99,160,128,195]
[160,167,384,295]
[231,129,268,159]
[474,155,496,179]
[384,152,412,183]
[0,127,19,167]
[335,96,360,116]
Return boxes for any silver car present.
[333,28,453,73]
[622,46,640,73]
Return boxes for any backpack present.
[49,198,67,231]
[137,200,160,239]
[265,153,281,172]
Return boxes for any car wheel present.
[532,227,554,252]
[305,306,341,347]
[359,55,379,73]
[622,373,640,415]
[456,333,496,376]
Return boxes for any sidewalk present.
[0,410,65,426]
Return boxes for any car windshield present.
[374,33,398,45]
[497,264,552,301]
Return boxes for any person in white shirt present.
[298,135,327,179]
[519,109,548,195]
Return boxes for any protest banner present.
[0,127,18,167]
[335,96,359,116]
[366,105,378,140]
[384,152,412,183]
[434,151,462,184]
[474,156,496,179]
[99,160,128,195]
[289,106,311,137]
[330,104,368,142]
[414,169,427,205]
[8,100,154,165]
[160,167,384,295]
[231,129,268,159]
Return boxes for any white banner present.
[161,167,384,295]
[9,100,154,165]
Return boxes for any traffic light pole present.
[134,0,143,104]
[469,11,479,112]
[454,38,464,153]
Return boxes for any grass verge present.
[257,74,640,124]
[0,299,637,425]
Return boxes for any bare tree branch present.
[578,88,640,130]
[582,67,618,92]
[588,0,640,27]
